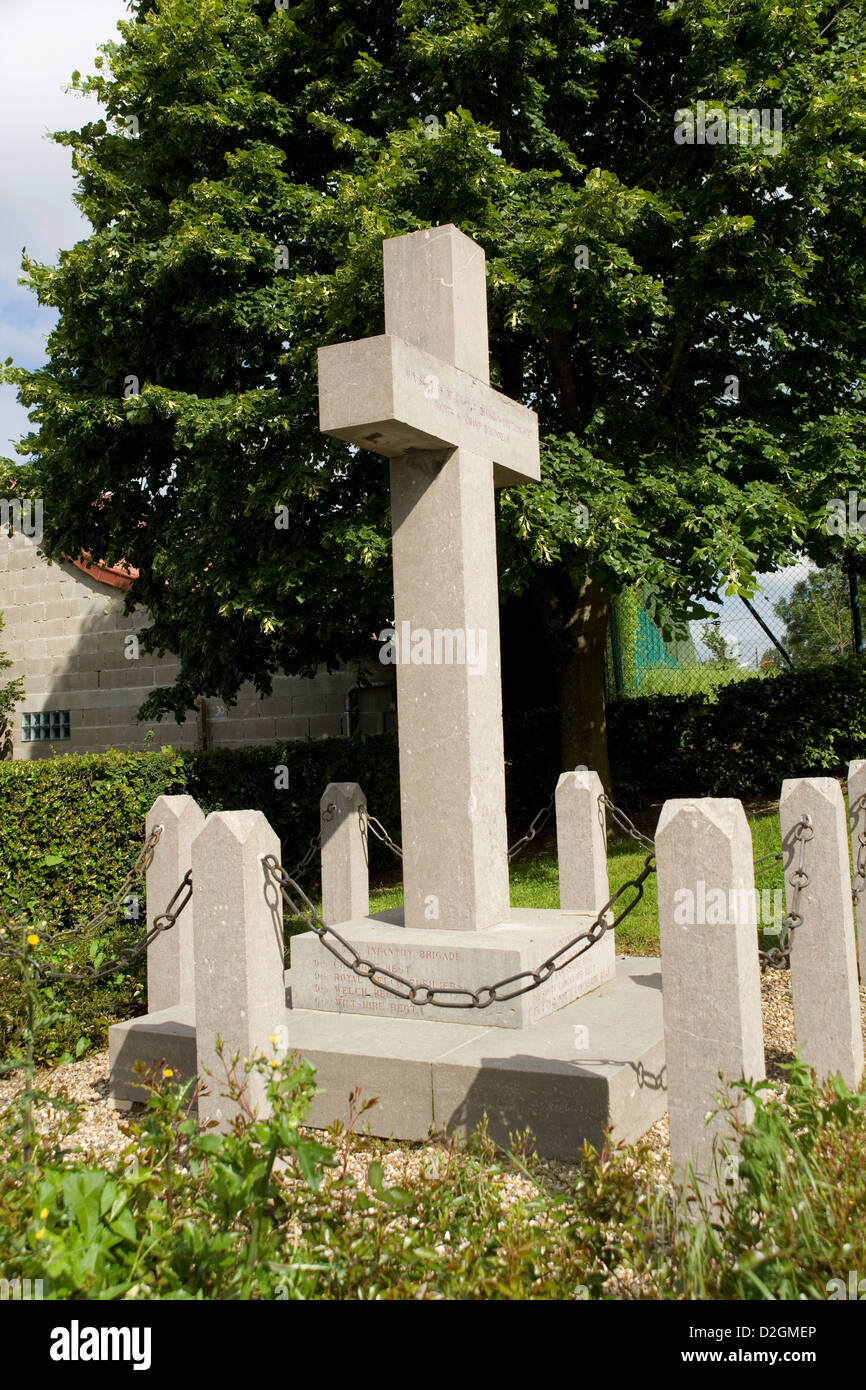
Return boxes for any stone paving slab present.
[109,958,665,1157]
[109,1004,196,1109]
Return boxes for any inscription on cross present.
[318,224,540,933]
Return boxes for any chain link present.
[287,829,324,883]
[266,851,655,1010]
[507,794,556,862]
[759,815,813,970]
[851,793,866,906]
[598,794,657,852]
[358,806,403,861]
[754,851,783,872]
[0,828,193,984]
[29,826,164,946]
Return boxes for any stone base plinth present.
[108,958,666,1159]
[109,1004,196,1109]
[290,908,616,1028]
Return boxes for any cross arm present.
[318,334,540,487]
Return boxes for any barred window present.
[22,711,71,743]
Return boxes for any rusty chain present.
[358,791,560,867]
[598,793,657,853]
[287,828,324,883]
[358,806,403,861]
[0,827,193,984]
[28,826,164,945]
[851,793,866,907]
[265,850,655,1010]
[357,791,561,869]
[507,794,556,862]
[758,815,813,970]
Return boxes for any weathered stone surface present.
[781,777,863,1088]
[109,1004,196,1109]
[384,223,491,385]
[291,907,616,1027]
[848,759,866,983]
[389,447,510,932]
[431,958,665,1152]
[146,795,204,1013]
[110,958,665,1156]
[656,799,765,1187]
[555,769,610,914]
[318,335,540,486]
[192,811,287,1129]
[320,783,368,926]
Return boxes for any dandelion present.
[163,1067,174,1079]
[35,1229,46,1241]
[270,1060,279,1069]
[39,1208,49,1220]
[27,933,40,946]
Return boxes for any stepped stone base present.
[109,957,666,1157]
[291,907,617,1028]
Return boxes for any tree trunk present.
[531,570,613,793]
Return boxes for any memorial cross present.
[318,224,540,931]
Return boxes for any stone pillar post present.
[781,777,863,1088]
[320,783,369,926]
[146,795,204,1013]
[192,811,286,1129]
[555,769,609,914]
[656,798,765,1188]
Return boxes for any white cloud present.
[0,0,129,451]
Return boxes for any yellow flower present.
[162,1068,174,1079]
[39,1208,49,1221]
[35,1229,46,1241]
[27,933,40,946]
[269,1035,279,1046]
[270,1060,279,1069]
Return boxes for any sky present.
[0,0,130,457]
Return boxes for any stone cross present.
[318,225,540,933]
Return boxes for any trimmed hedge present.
[2,659,865,925]
[0,738,404,1058]
[504,659,866,811]
[609,657,866,802]
[0,738,404,935]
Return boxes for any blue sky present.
[0,0,129,457]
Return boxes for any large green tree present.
[5,0,866,787]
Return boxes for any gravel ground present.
[3,967,864,1202]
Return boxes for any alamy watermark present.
[378,623,488,677]
[826,1270,866,1299]
[673,881,783,929]
[50,1321,151,1370]
[825,491,866,537]
[1,1276,45,1300]
[674,101,783,156]
[1,497,43,542]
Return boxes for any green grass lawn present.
[363,806,788,957]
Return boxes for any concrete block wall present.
[0,531,395,759]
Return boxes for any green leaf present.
[108,1207,137,1243]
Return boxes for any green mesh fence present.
[606,563,859,701]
